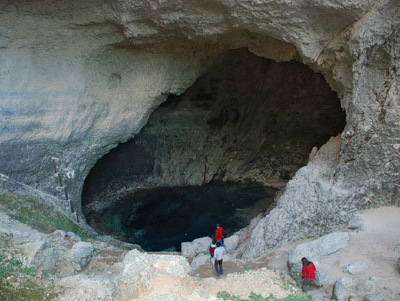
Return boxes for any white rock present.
[191,254,211,269]
[224,235,239,251]
[344,260,369,275]
[70,241,95,270]
[181,236,212,258]
[116,249,190,299]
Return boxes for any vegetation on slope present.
[0,192,90,238]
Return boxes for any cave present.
[82,48,346,251]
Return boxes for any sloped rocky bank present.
[1,194,399,300]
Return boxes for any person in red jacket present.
[301,257,316,292]
[215,224,224,246]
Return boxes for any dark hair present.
[216,241,221,247]
[212,238,216,244]
[301,257,312,266]
[216,224,220,227]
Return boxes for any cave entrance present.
[82,47,346,252]
[89,183,278,251]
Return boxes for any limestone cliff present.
[0,0,399,259]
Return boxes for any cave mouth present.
[88,182,278,251]
[82,47,346,252]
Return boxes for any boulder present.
[21,240,57,275]
[70,241,95,271]
[181,236,211,258]
[357,279,376,295]
[365,293,385,301]
[190,254,211,269]
[288,232,350,269]
[332,277,354,301]
[288,232,349,279]
[224,235,239,251]
[116,249,190,299]
[224,253,236,262]
[332,279,346,301]
[311,270,330,287]
[344,260,369,275]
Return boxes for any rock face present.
[80,48,344,250]
[116,249,190,299]
[1,0,400,257]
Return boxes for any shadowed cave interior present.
[82,48,346,252]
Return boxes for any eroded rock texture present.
[81,48,345,249]
[1,0,399,258]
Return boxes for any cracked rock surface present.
[0,0,399,257]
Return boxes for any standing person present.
[215,224,224,246]
[301,257,316,292]
[214,241,226,276]
[209,239,217,260]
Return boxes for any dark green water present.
[92,182,278,252]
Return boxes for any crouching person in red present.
[301,257,316,292]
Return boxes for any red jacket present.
[209,245,215,255]
[215,226,224,240]
[302,263,316,279]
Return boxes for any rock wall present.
[1,0,400,258]
[241,0,400,259]
[0,0,202,208]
